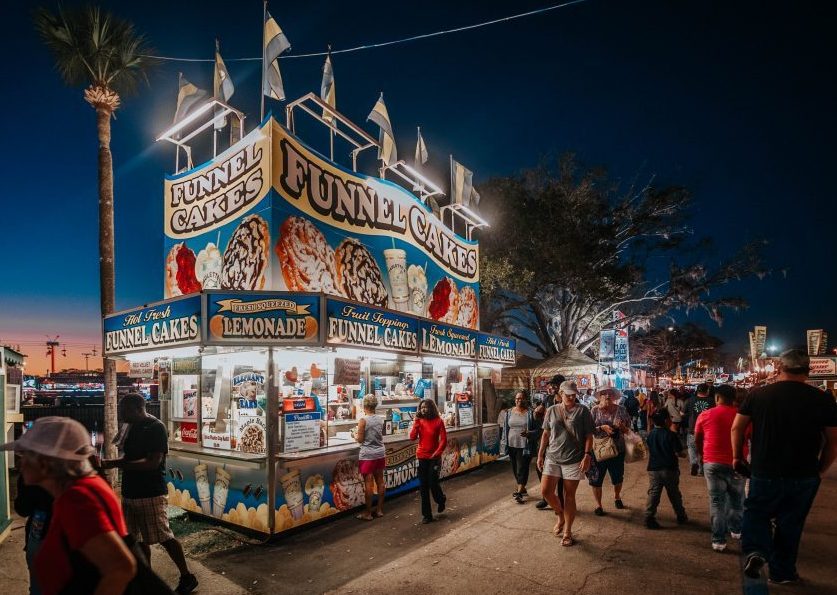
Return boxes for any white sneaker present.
[712,542,727,552]
[730,532,742,540]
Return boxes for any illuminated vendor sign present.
[103,295,201,356]
[204,291,321,345]
[326,298,418,354]
[419,320,477,361]
[477,333,516,365]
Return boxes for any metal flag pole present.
[213,38,219,157]
[449,154,455,234]
[417,126,424,198]
[327,46,334,161]
[260,1,267,121]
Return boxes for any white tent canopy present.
[531,345,599,377]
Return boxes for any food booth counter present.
[103,291,514,535]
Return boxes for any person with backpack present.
[622,390,641,429]
[684,383,715,476]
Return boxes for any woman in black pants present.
[504,391,538,503]
[409,399,448,523]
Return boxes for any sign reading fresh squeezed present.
[103,295,201,356]
[419,320,477,361]
[205,291,321,344]
[325,297,418,354]
[477,333,516,365]
[162,119,480,330]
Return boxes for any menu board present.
[325,298,419,355]
[418,320,477,361]
[333,358,361,385]
[457,403,474,426]
[284,412,322,452]
[477,333,516,365]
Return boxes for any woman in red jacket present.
[410,399,448,523]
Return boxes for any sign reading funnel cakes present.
[222,214,270,290]
[334,239,388,307]
[275,216,338,293]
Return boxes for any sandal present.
[355,513,374,521]
[372,511,384,518]
[553,521,565,536]
[561,535,576,547]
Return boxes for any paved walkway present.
[2,457,835,594]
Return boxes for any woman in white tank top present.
[355,394,386,520]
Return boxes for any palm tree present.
[35,5,154,480]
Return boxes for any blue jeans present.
[703,463,744,544]
[686,434,702,473]
[742,475,821,581]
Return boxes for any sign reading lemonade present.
[204,290,321,345]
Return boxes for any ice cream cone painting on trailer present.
[163,119,480,330]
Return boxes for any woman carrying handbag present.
[589,388,632,516]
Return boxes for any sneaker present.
[512,491,520,498]
[645,518,661,530]
[676,514,689,525]
[514,494,525,504]
[535,500,549,510]
[614,499,625,510]
[594,507,606,516]
[730,532,742,540]
[176,573,199,595]
[437,499,446,514]
[744,554,766,579]
[690,464,699,476]
[421,516,435,524]
[519,488,528,496]
[711,542,727,552]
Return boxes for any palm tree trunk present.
[96,105,118,486]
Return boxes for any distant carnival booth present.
[103,96,515,536]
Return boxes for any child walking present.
[645,410,688,529]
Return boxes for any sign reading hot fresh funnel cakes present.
[275,216,338,293]
[335,239,388,307]
[222,215,270,290]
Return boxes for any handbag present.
[59,485,175,595]
[592,434,619,462]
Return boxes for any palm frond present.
[34,4,155,99]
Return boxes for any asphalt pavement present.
[1,456,836,594]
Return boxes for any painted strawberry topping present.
[175,244,201,294]
[428,279,452,320]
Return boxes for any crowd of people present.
[496,349,837,585]
[4,349,836,592]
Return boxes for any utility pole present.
[45,335,60,376]
[82,352,94,371]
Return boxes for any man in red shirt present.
[694,384,744,552]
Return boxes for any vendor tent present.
[494,355,540,390]
[532,345,599,377]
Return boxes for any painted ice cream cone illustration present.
[195,242,223,289]
[407,264,428,316]
[194,463,212,515]
[280,469,305,520]
[212,466,232,517]
[384,248,409,311]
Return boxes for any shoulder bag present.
[558,406,600,482]
[591,408,619,462]
[59,484,175,595]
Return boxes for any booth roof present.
[530,345,599,377]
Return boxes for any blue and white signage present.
[325,298,418,355]
[103,295,201,356]
[419,320,477,361]
[477,333,516,365]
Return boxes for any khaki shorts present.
[542,459,585,481]
[123,495,175,545]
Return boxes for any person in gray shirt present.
[536,381,594,547]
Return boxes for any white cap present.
[559,380,578,395]
[1,416,95,461]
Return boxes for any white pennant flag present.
[263,12,291,101]
[321,54,335,123]
[415,127,428,165]
[213,43,235,129]
[367,93,397,166]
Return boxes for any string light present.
[145,0,590,63]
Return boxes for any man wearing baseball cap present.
[732,350,837,584]
[2,416,137,594]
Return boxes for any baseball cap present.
[559,380,578,395]
[1,416,95,461]
[547,374,566,386]
[780,349,810,372]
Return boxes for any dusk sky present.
[2,0,835,374]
